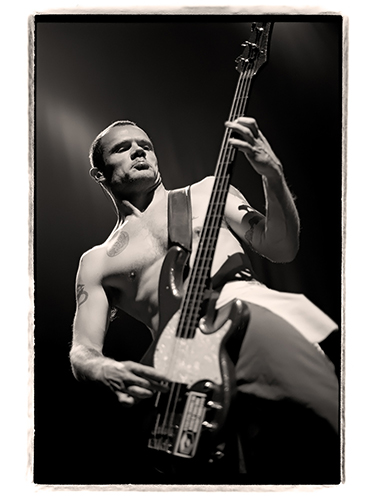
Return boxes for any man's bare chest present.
[101,211,169,288]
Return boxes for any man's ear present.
[89,167,106,183]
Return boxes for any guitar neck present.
[177,22,272,338]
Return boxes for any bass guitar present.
[141,21,273,471]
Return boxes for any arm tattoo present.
[245,214,263,246]
[107,230,129,257]
[84,346,103,358]
[238,204,263,247]
[77,284,89,307]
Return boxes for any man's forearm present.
[69,343,109,384]
[262,169,300,262]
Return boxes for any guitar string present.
[170,55,255,357]
[189,32,262,300]
[157,65,253,444]
[159,65,254,435]
[157,79,253,450]
[154,62,255,444]
[168,24,268,446]
[181,61,255,336]
[181,74,247,331]
[153,33,262,447]
[174,22,268,345]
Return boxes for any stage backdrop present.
[34,15,342,484]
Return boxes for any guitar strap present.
[167,187,192,253]
[167,186,256,290]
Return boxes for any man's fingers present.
[126,384,164,399]
[124,361,169,383]
[115,381,165,406]
[226,122,255,145]
[236,116,259,138]
[148,380,170,393]
[225,118,281,170]
[225,117,259,142]
[115,391,136,407]
[228,137,255,157]
[127,374,169,393]
[117,361,170,393]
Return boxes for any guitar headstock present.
[235,22,273,75]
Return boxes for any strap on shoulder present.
[168,188,257,289]
[167,187,192,252]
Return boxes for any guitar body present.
[141,245,249,469]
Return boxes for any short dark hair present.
[89,120,137,181]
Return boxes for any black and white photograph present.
[33,13,343,488]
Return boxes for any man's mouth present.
[132,159,149,170]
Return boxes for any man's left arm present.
[224,117,300,263]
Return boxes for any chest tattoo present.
[107,230,129,257]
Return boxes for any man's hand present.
[226,117,282,179]
[223,116,300,262]
[101,359,169,407]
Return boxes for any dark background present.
[34,15,342,484]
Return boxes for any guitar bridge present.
[148,390,208,459]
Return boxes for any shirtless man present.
[70,117,339,482]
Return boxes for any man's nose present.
[131,145,146,160]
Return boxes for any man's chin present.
[116,171,160,192]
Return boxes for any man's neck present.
[116,182,167,220]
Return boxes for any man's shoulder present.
[189,175,215,194]
[167,177,213,202]
[81,243,107,261]
[77,244,107,277]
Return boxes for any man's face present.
[100,125,160,198]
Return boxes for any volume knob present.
[202,420,218,431]
[206,400,222,410]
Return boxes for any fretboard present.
[176,21,272,339]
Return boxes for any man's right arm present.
[70,251,114,383]
[70,251,169,407]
